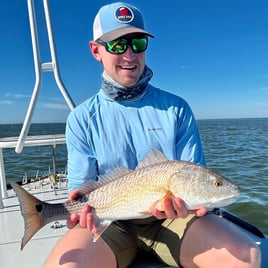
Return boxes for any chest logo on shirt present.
[148,127,162,132]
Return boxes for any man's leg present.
[44,228,117,268]
[180,214,261,268]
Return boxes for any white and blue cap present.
[93,2,154,42]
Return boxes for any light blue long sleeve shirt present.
[66,84,205,191]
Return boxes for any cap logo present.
[115,6,134,23]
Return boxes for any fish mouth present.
[186,194,239,210]
[208,194,240,209]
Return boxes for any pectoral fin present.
[140,190,176,215]
[92,219,113,242]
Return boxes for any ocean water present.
[0,123,67,181]
[198,118,268,236]
[0,119,267,235]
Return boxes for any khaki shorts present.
[102,215,198,268]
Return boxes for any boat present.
[0,1,267,267]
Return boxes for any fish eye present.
[214,180,223,187]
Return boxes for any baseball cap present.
[93,2,154,42]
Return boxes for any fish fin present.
[141,191,175,214]
[136,148,168,169]
[139,211,152,215]
[10,182,46,250]
[92,220,113,242]
[79,167,132,195]
[97,167,132,184]
[138,199,164,215]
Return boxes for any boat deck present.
[0,181,68,268]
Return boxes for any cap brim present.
[97,27,154,42]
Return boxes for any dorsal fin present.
[98,167,131,182]
[78,167,131,195]
[136,148,168,169]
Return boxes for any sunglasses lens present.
[107,39,127,54]
[103,37,148,54]
[132,38,148,53]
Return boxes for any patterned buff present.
[101,65,153,102]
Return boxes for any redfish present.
[11,148,239,249]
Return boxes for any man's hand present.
[151,196,207,219]
[66,189,97,233]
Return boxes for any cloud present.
[259,87,268,93]
[0,100,13,105]
[51,97,65,102]
[257,102,268,107]
[5,93,31,98]
[39,103,69,110]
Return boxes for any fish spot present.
[35,203,43,213]
[214,180,223,187]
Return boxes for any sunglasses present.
[96,36,148,54]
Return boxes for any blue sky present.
[1,0,268,123]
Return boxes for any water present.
[0,119,267,235]
[0,123,67,180]
[198,118,268,236]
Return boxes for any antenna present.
[15,0,75,153]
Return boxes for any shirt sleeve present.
[66,110,98,192]
[175,101,206,166]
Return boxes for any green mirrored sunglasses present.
[96,36,148,54]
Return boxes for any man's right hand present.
[66,189,97,233]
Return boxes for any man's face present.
[90,34,147,87]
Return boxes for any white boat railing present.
[15,0,75,154]
[0,134,66,208]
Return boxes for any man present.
[45,2,261,267]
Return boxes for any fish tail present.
[11,182,47,250]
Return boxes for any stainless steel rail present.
[15,0,75,154]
